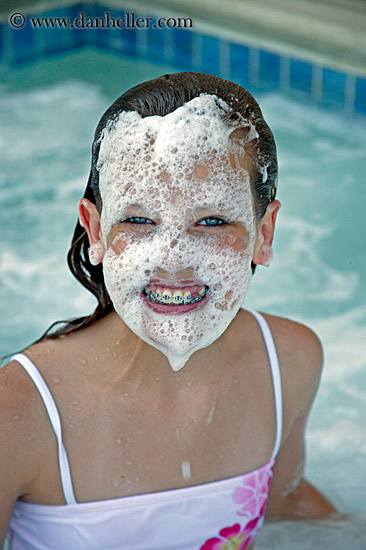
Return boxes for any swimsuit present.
[6,310,282,550]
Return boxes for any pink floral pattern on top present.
[233,462,273,521]
[199,462,274,550]
[200,519,261,550]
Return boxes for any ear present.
[252,200,281,267]
[78,198,105,265]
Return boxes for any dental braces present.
[143,287,208,305]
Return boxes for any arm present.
[0,361,39,544]
[265,414,337,520]
[265,319,338,520]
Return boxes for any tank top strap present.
[245,310,283,460]
[11,353,77,505]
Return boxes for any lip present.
[147,279,206,288]
[141,280,210,315]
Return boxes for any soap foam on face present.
[98,95,258,370]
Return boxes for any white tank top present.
[6,310,282,550]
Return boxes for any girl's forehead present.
[100,149,252,206]
[97,94,258,177]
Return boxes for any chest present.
[28,353,277,505]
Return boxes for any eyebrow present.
[112,202,159,219]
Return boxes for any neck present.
[93,311,219,390]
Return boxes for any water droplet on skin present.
[233,378,238,384]
[124,392,129,397]
[94,355,99,361]
[79,358,87,365]
[155,376,161,381]
[128,412,133,418]
[53,377,61,384]
[126,461,133,466]
[116,438,122,444]
[68,415,73,421]
[113,481,120,487]
[115,339,121,346]
[181,460,192,480]
[72,400,79,406]
[112,352,118,358]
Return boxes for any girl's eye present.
[197,217,227,227]
[123,217,154,224]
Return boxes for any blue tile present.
[173,28,193,69]
[34,7,68,57]
[11,16,35,64]
[146,21,168,63]
[230,42,250,85]
[92,4,111,50]
[201,34,220,76]
[355,77,366,114]
[106,7,137,56]
[70,2,92,47]
[259,49,280,88]
[0,23,3,64]
[355,76,366,115]
[322,67,346,108]
[289,58,313,94]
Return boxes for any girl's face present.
[97,96,259,370]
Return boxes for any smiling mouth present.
[143,285,209,306]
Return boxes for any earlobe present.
[78,199,105,265]
[252,200,281,267]
[88,242,105,266]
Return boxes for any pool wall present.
[0,0,365,116]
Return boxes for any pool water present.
[1,50,365,548]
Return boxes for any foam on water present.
[1,76,365,547]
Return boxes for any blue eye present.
[123,217,153,224]
[198,217,226,227]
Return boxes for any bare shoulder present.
[0,337,72,480]
[0,356,48,531]
[236,309,324,412]
[259,312,324,410]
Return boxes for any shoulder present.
[236,309,324,415]
[0,355,46,500]
[261,312,324,417]
[0,339,69,477]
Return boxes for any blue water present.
[1,50,365,547]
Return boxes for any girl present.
[1,72,336,550]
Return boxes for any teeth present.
[155,289,162,301]
[144,286,208,305]
[183,291,192,303]
[161,289,173,303]
[173,290,183,303]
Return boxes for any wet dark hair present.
[39,72,278,341]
